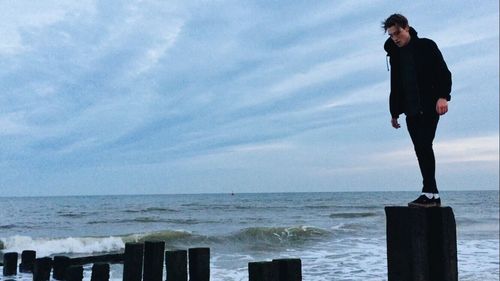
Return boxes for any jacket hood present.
[384,26,418,55]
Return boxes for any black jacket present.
[384,27,452,118]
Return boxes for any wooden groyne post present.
[143,241,165,281]
[2,243,302,281]
[53,255,71,280]
[33,257,52,281]
[248,261,274,281]
[91,262,110,281]
[123,242,144,281]
[188,247,210,281]
[66,265,84,281]
[2,252,18,276]
[20,250,36,273]
[165,250,188,281]
[385,206,458,281]
[248,259,302,281]
[273,259,302,281]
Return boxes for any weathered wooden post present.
[33,257,53,281]
[91,262,110,281]
[188,247,210,281]
[272,259,301,281]
[248,261,275,281]
[65,265,84,281]
[123,242,144,281]
[53,255,71,280]
[20,250,36,273]
[2,252,18,276]
[165,250,188,281]
[385,206,458,281]
[143,241,165,281]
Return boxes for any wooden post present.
[143,241,165,281]
[248,261,275,281]
[385,206,458,281]
[165,250,187,281]
[188,247,210,281]
[33,257,53,281]
[2,252,18,276]
[53,255,71,280]
[65,265,84,281]
[91,263,110,281]
[272,259,301,281]
[123,242,144,281]
[70,253,124,265]
[20,250,36,273]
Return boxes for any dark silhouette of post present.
[53,255,71,280]
[65,265,84,281]
[123,242,144,281]
[33,257,53,281]
[165,250,188,281]
[2,252,18,276]
[385,206,458,281]
[248,261,276,281]
[91,263,110,281]
[272,259,301,281]
[70,253,123,265]
[143,241,165,281]
[20,250,36,273]
[188,247,210,281]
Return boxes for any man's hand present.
[436,98,448,115]
[391,118,400,129]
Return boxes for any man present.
[383,14,452,207]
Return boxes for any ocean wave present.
[123,230,196,244]
[120,217,167,223]
[0,224,16,230]
[58,212,88,218]
[223,226,330,247]
[88,217,203,225]
[0,235,124,257]
[86,217,166,224]
[124,207,178,213]
[329,212,378,219]
[0,226,330,257]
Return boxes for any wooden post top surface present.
[385,206,454,214]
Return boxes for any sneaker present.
[408,195,441,208]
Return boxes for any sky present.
[0,0,498,196]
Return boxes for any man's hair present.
[382,14,408,32]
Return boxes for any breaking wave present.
[0,235,124,257]
[123,230,196,244]
[220,226,331,249]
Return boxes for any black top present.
[384,27,452,118]
[399,39,421,116]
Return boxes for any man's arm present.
[429,40,451,115]
[430,40,452,101]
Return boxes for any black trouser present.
[406,112,440,194]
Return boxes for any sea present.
[0,190,498,281]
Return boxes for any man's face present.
[387,25,411,47]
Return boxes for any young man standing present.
[383,14,452,207]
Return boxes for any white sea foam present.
[0,235,124,257]
[458,239,500,280]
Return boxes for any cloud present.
[431,14,499,49]
[0,1,95,55]
[321,81,388,109]
[0,112,30,136]
[269,51,380,97]
[1,0,498,194]
[376,135,499,165]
